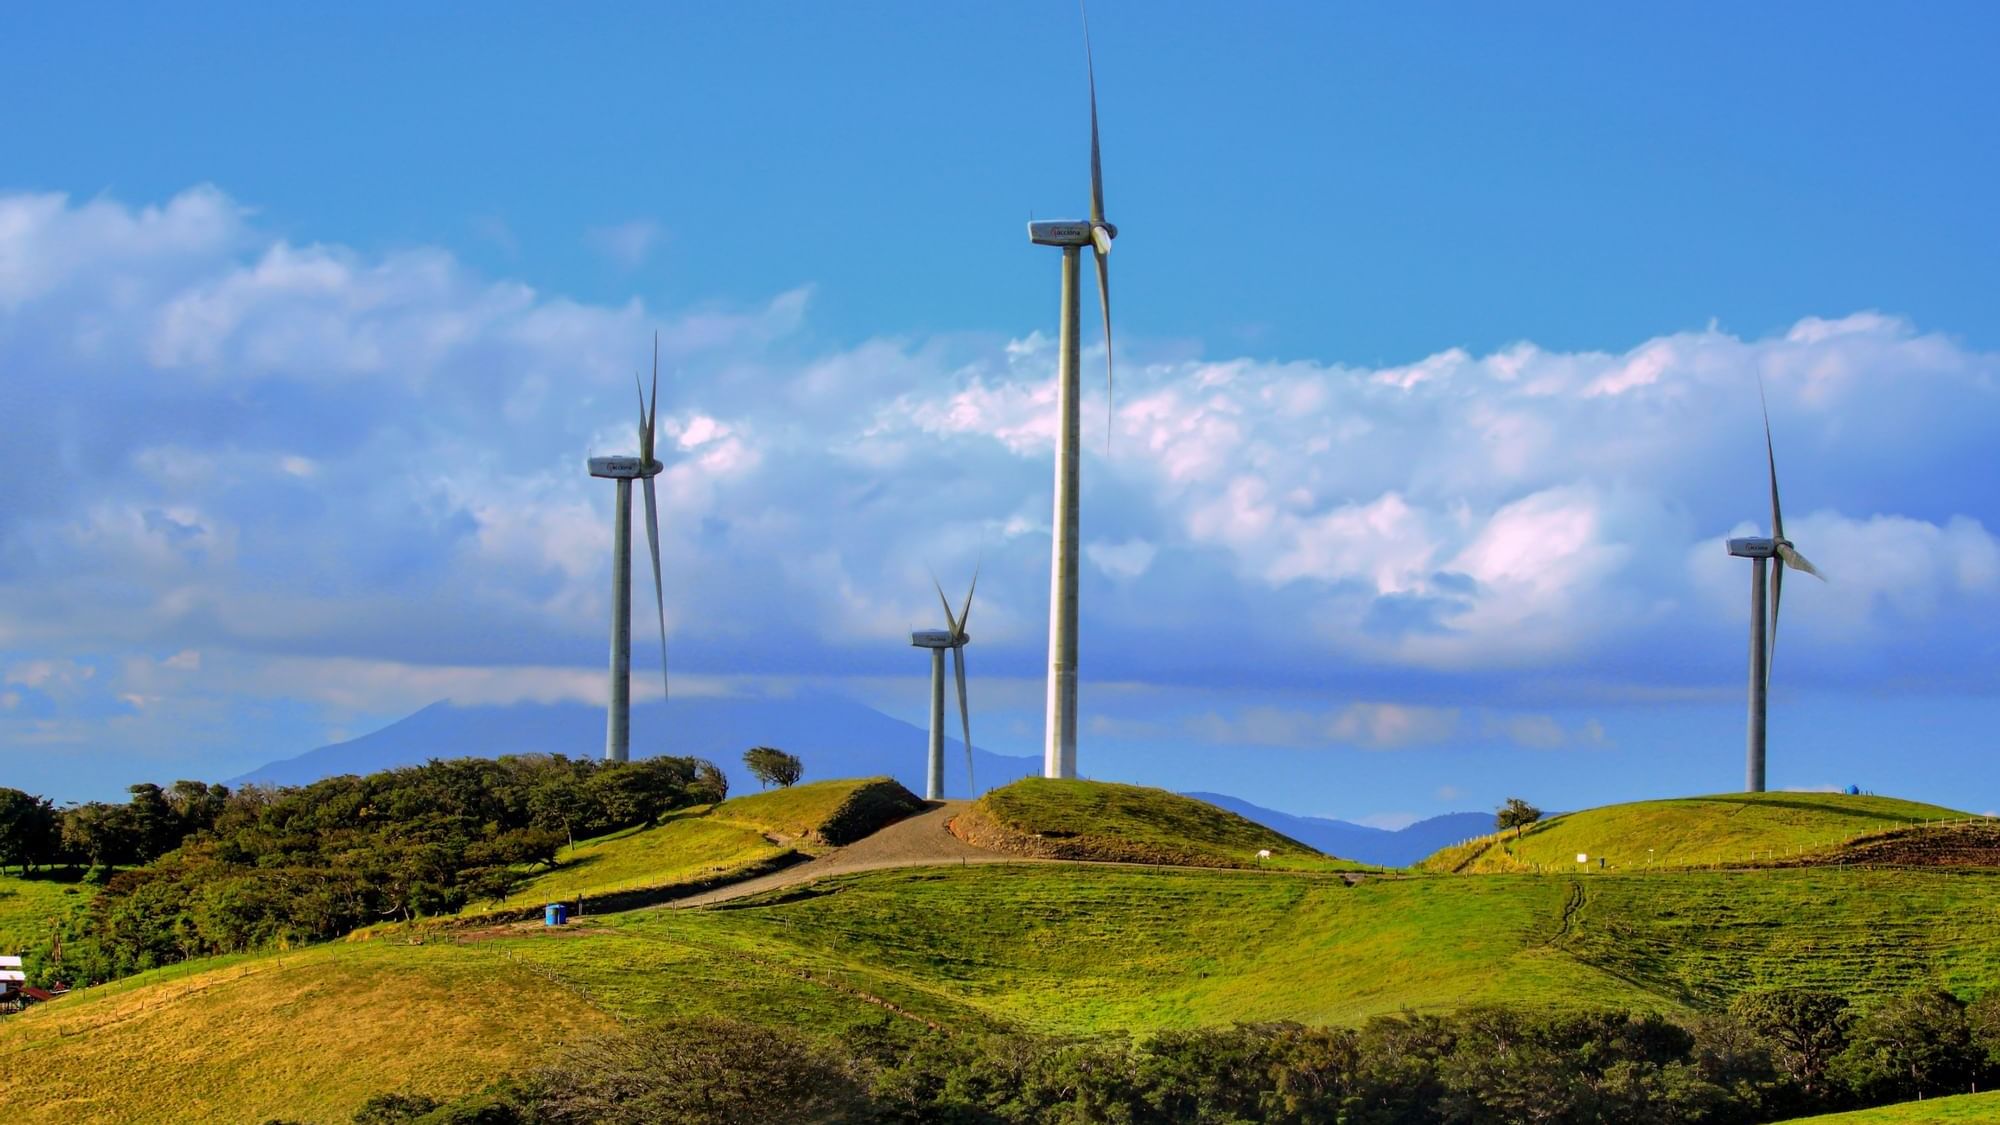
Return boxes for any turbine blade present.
[952,642,973,795]
[1778,542,1826,581]
[1083,0,1104,227]
[1760,377,1783,542]
[1095,245,1113,454]
[635,372,651,462]
[643,475,669,704]
[648,332,661,461]
[1768,556,1782,688]
[934,574,958,635]
[956,567,979,638]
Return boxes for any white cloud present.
[1187,703,1461,751]
[1086,538,1156,579]
[585,219,663,269]
[3,186,1999,764]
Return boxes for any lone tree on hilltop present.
[1496,797,1541,838]
[744,747,803,789]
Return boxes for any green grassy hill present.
[9,861,2000,1121]
[0,873,93,960]
[1791,1090,2000,1122]
[465,811,788,917]
[710,776,925,847]
[951,777,1352,869]
[460,777,921,919]
[1423,792,1969,873]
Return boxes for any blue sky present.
[3,3,1998,824]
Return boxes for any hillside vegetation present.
[11,862,2000,1120]
[951,778,1349,869]
[1424,791,1968,873]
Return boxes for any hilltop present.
[1423,791,1968,873]
[950,778,1356,869]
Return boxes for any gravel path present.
[672,800,1036,908]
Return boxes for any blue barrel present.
[544,903,568,926]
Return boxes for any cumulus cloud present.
[1187,703,1462,751]
[584,219,663,269]
[3,186,1999,782]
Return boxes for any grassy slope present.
[467,811,786,916]
[710,776,924,847]
[0,873,93,958]
[460,777,920,918]
[955,778,1356,869]
[16,863,2000,1122]
[1790,1091,2000,1122]
[1426,792,1968,873]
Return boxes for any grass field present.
[14,859,2000,1122]
[953,777,1357,869]
[1792,1090,2000,1122]
[0,872,93,960]
[464,810,788,917]
[459,777,920,918]
[1424,792,1970,873]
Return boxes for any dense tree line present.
[331,989,2000,1124]
[18,754,724,985]
[0,780,231,876]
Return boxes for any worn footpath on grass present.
[673,800,1025,907]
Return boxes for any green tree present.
[350,1091,442,1123]
[125,783,180,861]
[1833,988,1982,1103]
[0,787,60,875]
[744,747,803,789]
[62,801,140,872]
[531,1017,867,1124]
[1969,991,2000,1069]
[1495,797,1541,838]
[1730,988,1852,1105]
[167,780,230,836]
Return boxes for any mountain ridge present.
[236,697,1487,866]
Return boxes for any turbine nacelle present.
[1028,220,1117,247]
[1726,537,1779,559]
[587,456,665,480]
[911,629,967,649]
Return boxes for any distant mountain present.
[1185,792,1492,867]
[233,694,1042,800]
[237,697,1489,866]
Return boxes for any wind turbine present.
[586,337,671,762]
[1726,383,1825,792]
[1026,4,1116,780]
[911,574,977,800]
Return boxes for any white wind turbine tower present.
[1726,383,1826,792]
[911,575,977,800]
[1026,4,1117,780]
[587,337,672,762]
